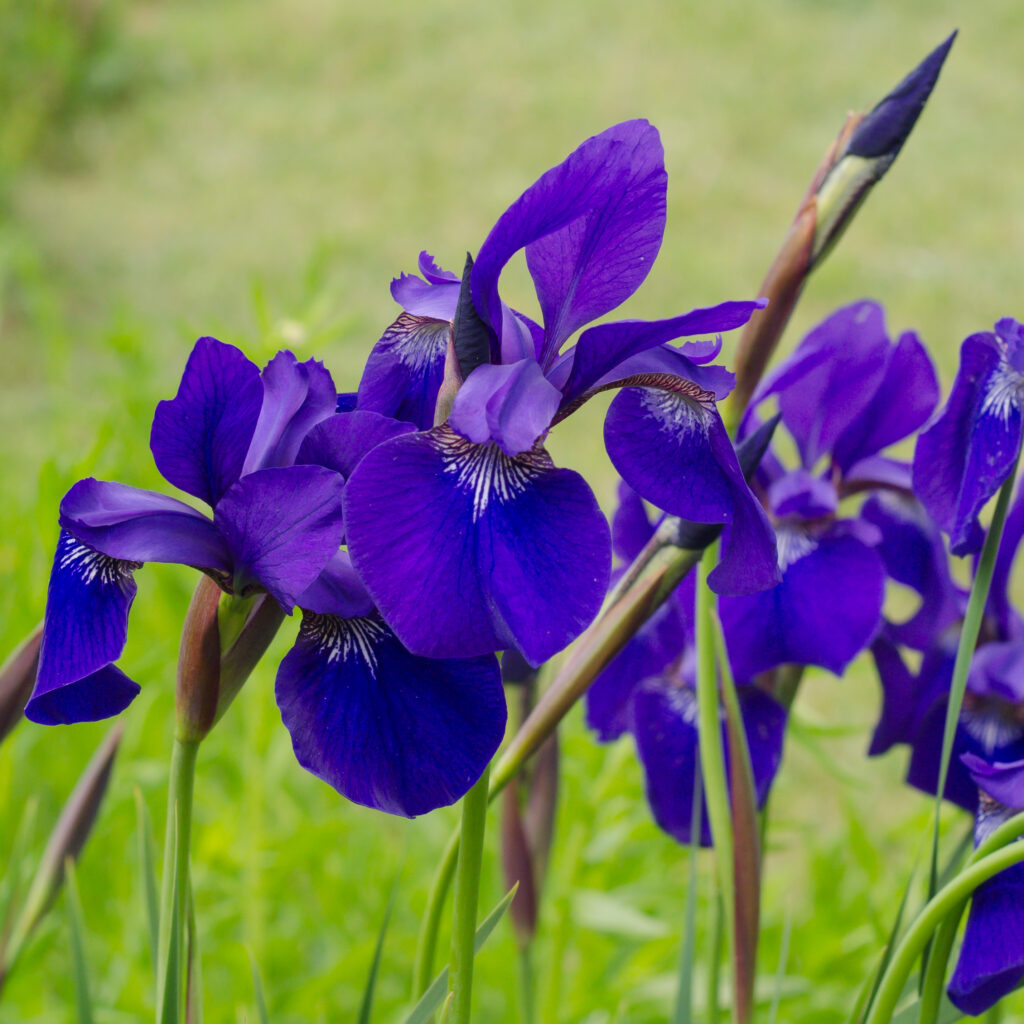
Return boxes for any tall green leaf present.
[64,859,94,1024]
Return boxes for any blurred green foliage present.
[2,1,1024,1021]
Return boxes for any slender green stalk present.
[672,766,704,1024]
[928,465,1019,902]
[865,842,1024,1024]
[448,765,491,1024]
[156,737,199,1024]
[694,545,737,1023]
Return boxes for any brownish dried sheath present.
[0,724,123,985]
[0,624,42,747]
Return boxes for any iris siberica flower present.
[587,300,938,844]
[723,300,938,678]
[344,120,777,668]
[27,338,505,817]
[868,488,1024,1013]
[586,484,786,846]
[914,318,1024,555]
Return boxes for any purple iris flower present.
[344,119,776,667]
[942,762,1024,1014]
[914,318,1024,555]
[27,337,505,817]
[721,301,938,678]
[868,484,1024,810]
[586,484,787,847]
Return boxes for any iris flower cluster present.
[869,317,1024,1015]
[587,300,939,843]
[27,118,775,820]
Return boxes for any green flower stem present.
[714,614,760,1024]
[708,896,724,1024]
[517,945,535,1024]
[694,544,738,1024]
[916,810,1024,1024]
[865,842,1024,1024]
[928,462,1019,901]
[156,736,199,1023]
[448,764,491,1024]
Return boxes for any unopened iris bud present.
[434,253,488,426]
[0,725,122,988]
[176,577,223,742]
[0,624,42,746]
[729,32,954,417]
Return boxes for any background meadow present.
[2,1,1024,1020]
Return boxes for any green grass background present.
[2,1,1023,1020]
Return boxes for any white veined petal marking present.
[640,386,712,438]
[433,427,549,522]
[774,526,818,571]
[960,699,1024,754]
[59,535,139,588]
[384,313,451,373]
[303,614,389,671]
[980,362,1024,423]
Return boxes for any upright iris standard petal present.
[471,121,642,348]
[213,466,346,610]
[759,301,891,468]
[60,479,232,572]
[150,337,263,508]
[344,426,611,665]
[604,386,779,595]
[630,679,786,847]
[914,329,1024,555]
[26,531,142,725]
[831,330,938,472]
[356,313,453,430]
[242,351,338,473]
[524,121,667,357]
[276,611,504,817]
[448,360,562,455]
[719,527,885,678]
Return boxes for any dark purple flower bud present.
[0,625,42,745]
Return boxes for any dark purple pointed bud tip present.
[0,624,42,746]
[844,31,956,161]
[452,252,492,380]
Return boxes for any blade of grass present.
[185,885,201,1024]
[403,884,518,1024]
[357,875,398,1024]
[766,908,792,1024]
[135,789,160,975]
[64,858,94,1024]
[249,950,269,1024]
[672,767,704,1024]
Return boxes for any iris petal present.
[719,526,885,678]
[150,337,263,507]
[276,612,504,817]
[242,351,337,474]
[26,531,141,725]
[214,466,345,611]
[631,680,786,847]
[357,313,452,430]
[344,426,611,664]
[60,479,231,572]
[913,332,1023,555]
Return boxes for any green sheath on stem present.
[156,737,199,1024]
